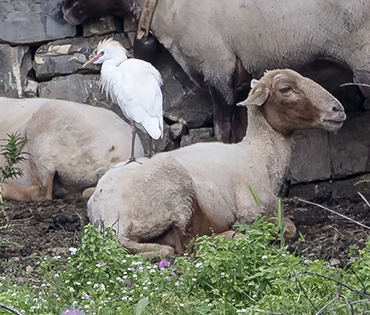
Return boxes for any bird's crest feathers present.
[94,38,129,57]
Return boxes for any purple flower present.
[60,308,84,315]
[122,280,132,288]
[158,260,171,270]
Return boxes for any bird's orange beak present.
[82,51,104,67]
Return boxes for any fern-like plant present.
[0,133,29,220]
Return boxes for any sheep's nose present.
[332,104,344,112]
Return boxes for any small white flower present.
[150,269,156,274]
[195,262,203,268]
[192,278,197,282]
[262,255,268,260]
[236,309,247,313]
[100,284,106,291]
[69,247,78,255]
[180,303,184,307]
[208,303,212,307]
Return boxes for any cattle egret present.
[83,39,163,162]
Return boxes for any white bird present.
[83,39,163,163]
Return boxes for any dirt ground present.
[0,194,369,277]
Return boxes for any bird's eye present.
[279,86,292,93]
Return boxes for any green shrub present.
[1,219,370,314]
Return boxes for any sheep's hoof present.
[83,187,96,199]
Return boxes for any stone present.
[181,128,216,147]
[329,113,370,178]
[0,44,33,98]
[123,14,138,33]
[38,74,121,116]
[0,0,76,44]
[330,258,341,267]
[24,81,38,98]
[34,34,131,80]
[289,130,331,183]
[288,173,370,199]
[155,51,213,129]
[169,122,187,140]
[83,14,123,37]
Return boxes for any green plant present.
[0,133,28,183]
[2,219,370,314]
[0,133,29,221]
[248,185,261,206]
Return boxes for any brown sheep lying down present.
[0,98,144,201]
[87,69,346,255]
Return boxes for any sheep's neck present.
[243,106,294,196]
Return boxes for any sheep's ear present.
[237,85,270,107]
[250,79,259,89]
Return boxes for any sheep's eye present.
[280,86,292,93]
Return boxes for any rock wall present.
[0,0,369,199]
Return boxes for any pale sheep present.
[0,98,144,201]
[87,69,346,255]
[63,0,369,142]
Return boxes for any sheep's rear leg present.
[121,237,175,258]
[2,161,54,202]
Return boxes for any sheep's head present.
[238,69,346,135]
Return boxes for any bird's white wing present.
[100,59,163,139]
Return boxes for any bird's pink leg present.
[129,120,136,163]
[148,137,152,158]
